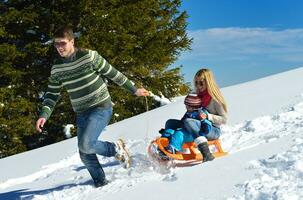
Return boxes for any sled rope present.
[145,96,149,112]
[144,96,150,141]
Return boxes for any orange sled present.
[148,137,227,161]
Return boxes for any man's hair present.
[53,26,74,40]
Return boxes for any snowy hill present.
[0,67,303,200]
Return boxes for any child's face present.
[186,105,195,112]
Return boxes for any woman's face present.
[195,78,207,93]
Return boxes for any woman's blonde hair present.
[194,68,228,112]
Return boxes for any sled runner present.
[148,137,227,164]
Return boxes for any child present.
[182,94,213,137]
[159,94,214,162]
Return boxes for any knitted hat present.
[184,94,202,108]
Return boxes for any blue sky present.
[175,0,303,87]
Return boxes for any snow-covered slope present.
[0,67,303,200]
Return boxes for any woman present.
[165,68,227,162]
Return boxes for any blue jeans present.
[165,118,221,141]
[77,106,115,185]
[183,118,221,140]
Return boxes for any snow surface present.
[0,67,303,200]
[63,124,75,139]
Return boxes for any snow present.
[0,67,303,200]
[63,124,74,138]
[228,138,303,200]
[149,91,171,106]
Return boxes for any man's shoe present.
[115,139,131,168]
[94,179,109,188]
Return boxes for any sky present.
[175,0,303,87]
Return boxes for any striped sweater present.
[39,49,137,120]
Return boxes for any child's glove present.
[198,113,207,120]
[198,109,209,120]
[200,119,213,135]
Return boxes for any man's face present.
[54,37,74,58]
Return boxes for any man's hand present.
[135,88,150,97]
[36,118,46,132]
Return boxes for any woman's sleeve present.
[207,100,227,125]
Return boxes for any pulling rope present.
[143,91,170,141]
[145,96,149,112]
[144,96,150,142]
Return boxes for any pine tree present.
[0,0,191,157]
[0,0,80,157]
[78,0,191,121]
[0,2,37,157]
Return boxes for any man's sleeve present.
[39,76,62,120]
[92,51,137,94]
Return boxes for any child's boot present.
[165,145,176,154]
[158,145,175,161]
[195,136,215,162]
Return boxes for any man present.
[35,26,149,187]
